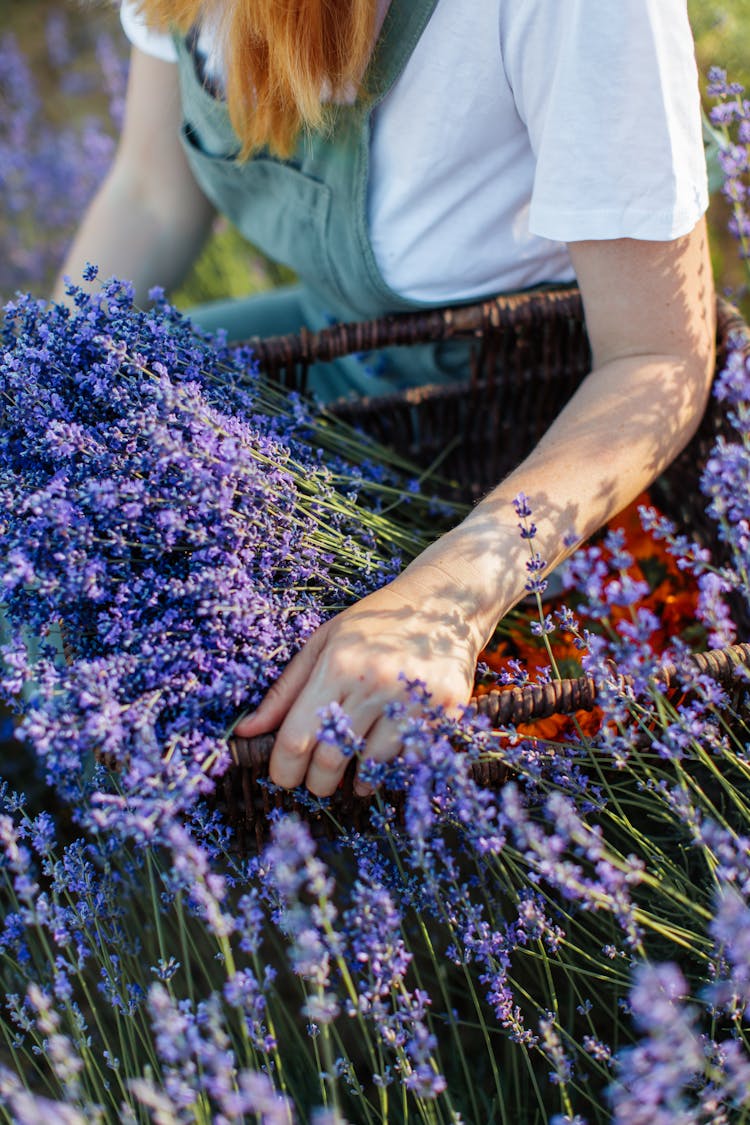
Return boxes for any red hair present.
[136,0,378,157]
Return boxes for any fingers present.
[352,716,399,797]
[297,737,356,797]
[270,691,387,795]
[236,663,467,798]
[349,691,469,796]
[231,625,329,739]
[230,581,478,799]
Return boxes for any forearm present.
[397,223,717,653]
[52,48,217,307]
[398,347,714,652]
[52,164,216,306]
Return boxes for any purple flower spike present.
[0,281,418,844]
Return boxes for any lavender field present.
[1,4,750,1124]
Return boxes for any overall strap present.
[173,0,448,323]
[367,0,441,105]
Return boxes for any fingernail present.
[353,782,373,798]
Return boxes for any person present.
[55,0,715,799]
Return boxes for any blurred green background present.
[2,0,749,310]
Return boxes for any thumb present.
[230,626,329,739]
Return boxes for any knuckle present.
[375,669,401,694]
[312,742,346,775]
[272,734,310,763]
[323,647,354,681]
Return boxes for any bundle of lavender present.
[0,275,441,827]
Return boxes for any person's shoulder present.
[499,0,696,83]
[499,0,694,37]
[120,0,178,63]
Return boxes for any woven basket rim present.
[242,288,749,379]
[229,641,750,770]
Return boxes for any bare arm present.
[406,218,716,651]
[53,48,216,305]
[235,219,715,796]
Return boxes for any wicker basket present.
[221,286,750,846]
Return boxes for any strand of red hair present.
[135,0,378,157]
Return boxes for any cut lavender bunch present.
[0,278,440,829]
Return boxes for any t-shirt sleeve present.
[499,0,708,243]
[120,1,178,64]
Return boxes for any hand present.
[232,569,483,797]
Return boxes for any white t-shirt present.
[120,0,708,303]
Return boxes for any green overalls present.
[173,0,479,402]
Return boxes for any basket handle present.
[228,641,750,768]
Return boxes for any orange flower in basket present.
[475,491,702,745]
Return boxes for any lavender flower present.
[708,68,750,272]
[342,853,447,1096]
[0,1069,96,1125]
[0,281,426,841]
[706,884,750,1017]
[0,18,127,297]
[608,963,704,1124]
[538,1012,573,1088]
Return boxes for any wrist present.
[398,523,519,654]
